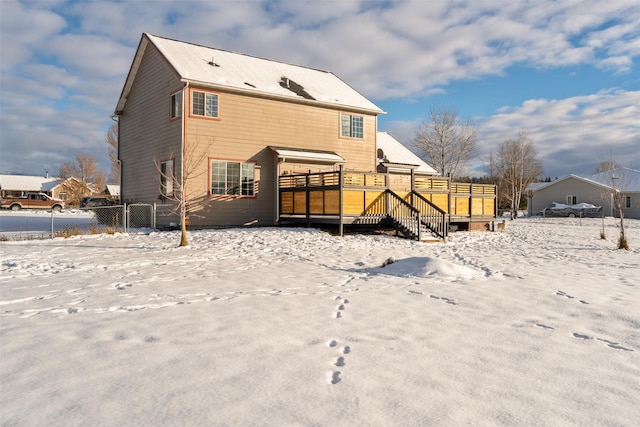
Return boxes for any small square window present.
[193,91,218,118]
[341,114,363,138]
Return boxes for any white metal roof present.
[376,132,438,174]
[588,167,640,192]
[0,174,60,192]
[117,34,385,115]
[527,168,640,193]
[106,184,121,196]
[270,147,345,164]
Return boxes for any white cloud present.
[1,0,639,176]
[476,90,640,177]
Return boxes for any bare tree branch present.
[412,106,478,182]
[493,131,543,219]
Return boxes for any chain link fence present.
[0,204,157,241]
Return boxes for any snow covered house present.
[526,168,640,219]
[114,34,496,239]
[0,174,74,202]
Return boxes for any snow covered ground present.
[1,217,639,426]
[0,210,98,240]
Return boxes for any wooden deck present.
[278,170,497,240]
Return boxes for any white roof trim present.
[270,147,345,164]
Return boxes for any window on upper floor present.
[211,160,255,197]
[341,114,363,138]
[160,159,175,197]
[170,91,182,119]
[192,90,219,118]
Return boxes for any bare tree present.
[493,131,543,219]
[58,153,106,206]
[155,140,208,247]
[106,123,120,184]
[602,167,630,250]
[593,160,620,174]
[413,106,478,182]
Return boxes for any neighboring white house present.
[527,167,640,219]
[0,174,65,199]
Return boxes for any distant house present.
[0,174,119,207]
[114,33,496,238]
[526,167,640,219]
[105,184,120,198]
[0,174,70,201]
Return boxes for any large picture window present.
[211,160,255,196]
[193,90,219,118]
[341,114,363,138]
[160,159,174,196]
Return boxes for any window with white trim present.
[341,114,363,138]
[193,91,219,118]
[211,160,255,196]
[170,91,182,119]
[160,159,174,196]
[625,196,631,209]
[567,195,577,204]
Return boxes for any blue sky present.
[1,0,639,180]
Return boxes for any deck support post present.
[338,165,344,236]
[305,173,310,227]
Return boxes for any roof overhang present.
[270,146,345,164]
[381,161,419,171]
[183,78,385,116]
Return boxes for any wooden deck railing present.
[411,190,447,240]
[279,170,496,237]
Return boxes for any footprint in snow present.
[536,323,554,330]
[597,338,633,352]
[330,371,341,384]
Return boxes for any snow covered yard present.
[1,217,639,426]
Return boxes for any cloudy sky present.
[1,0,639,180]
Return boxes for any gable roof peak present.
[116,33,384,115]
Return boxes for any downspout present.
[110,114,121,203]
[182,82,189,208]
[275,158,281,224]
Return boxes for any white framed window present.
[567,195,577,204]
[160,159,174,196]
[192,90,219,118]
[625,196,631,209]
[341,114,364,138]
[170,91,182,119]
[211,160,255,196]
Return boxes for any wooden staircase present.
[385,190,448,242]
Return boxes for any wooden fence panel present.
[293,191,306,214]
[281,192,293,214]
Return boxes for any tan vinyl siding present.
[529,177,613,216]
[119,42,379,227]
[119,44,183,205]
[182,87,377,226]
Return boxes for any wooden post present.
[338,165,344,237]
[305,173,310,227]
